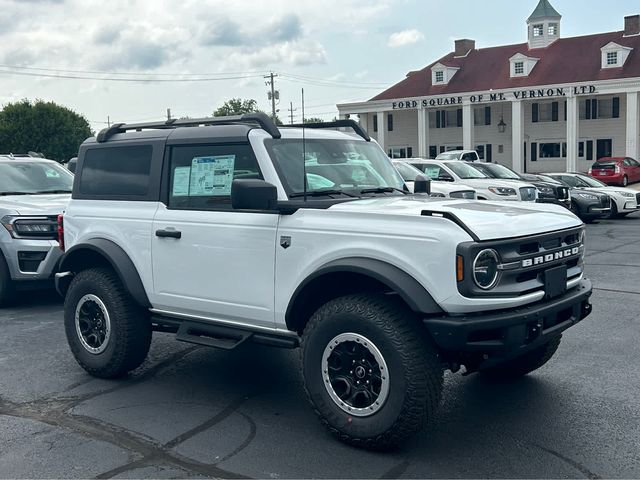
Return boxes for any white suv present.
[408,159,539,202]
[0,154,72,305]
[56,114,593,450]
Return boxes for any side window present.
[461,153,475,161]
[168,144,262,210]
[80,145,153,196]
[560,175,580,188]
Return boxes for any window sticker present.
[172,166,191,196]
[189,155,236,196]
[424,167,440,179]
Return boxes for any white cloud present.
[388,29,425,48]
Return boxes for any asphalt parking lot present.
[1,212,639,479]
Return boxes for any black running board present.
[176,322,253,350]
[151,315,299,350]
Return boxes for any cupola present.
[527,0,561,49]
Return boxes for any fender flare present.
[59,238,151,308]
[286,257,443,322]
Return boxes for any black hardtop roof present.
[91,112,370,144]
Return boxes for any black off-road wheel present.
[301,294,443,451]
[0,254,15,307]
[64,267,152,378]
[480,335,562,380]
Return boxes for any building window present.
[548,23,558,36]
[435,71,444,83]
[539,142,567,159]
[606,51,618,66]
[514,62,524,75]
[533,24,544,37]
[578,142,585,158]
[585,99,598,120]
[532,103,539,123]
[387,113,393,132]
[388,147,412,159]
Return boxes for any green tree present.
[213,98,283,124]
[0,99,92,162]
[303,117,325,124]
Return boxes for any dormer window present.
[601,42,633,69]
[548,23,558,35]
[509,53,539,77]
[533,24,544,36]
[431,63,459,85]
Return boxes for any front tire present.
[301,294,443,450]
[480,335,562,380]
[64,267,151,378]
[609,201,619,219]
[0,253,15,307]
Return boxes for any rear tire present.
[301,294,443,450]
[622,175,629,187]
[64,267,151,378]
[0,254,15,307]
[480,335,562,380]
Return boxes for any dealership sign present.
[392,85,597,109]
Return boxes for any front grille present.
[457,226,584,298]
[519,187,537,202]
[556,186,570,200]
[450,190,475,199]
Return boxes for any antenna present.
[302,88,307,202]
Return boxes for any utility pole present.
[264,72,279,120]
[288,102,297,124]
[107,116,111,127]
[167,108,172,121]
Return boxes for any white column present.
[566,96,579,172]
[376,111,385,153]
[627,91,639,160]
[462,103,474,150]
[511,101,524,173]
[417,108,429,158]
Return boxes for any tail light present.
[615,164,621,173]
[57,214,65,251]
[588,167,592,174]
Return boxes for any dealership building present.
[337,0,640,173]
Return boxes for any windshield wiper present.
[32,189,72,194]
[0,191,32,196]
[289,189,357,198]
[360,187,408,195]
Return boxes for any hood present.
[429,182,475,194]
[583,186,638,197]
[454,178,534,190]
[0,194,71,216]
[328,196,581,241]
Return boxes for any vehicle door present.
[625,158,640,182]
[151,142,278,330]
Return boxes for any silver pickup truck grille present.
[519,187,537,202]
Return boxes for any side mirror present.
[414,174,431,194]
[231,179,278,210]
[67,157,77,174]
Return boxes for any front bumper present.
[423,278,592,355]
[536,198,571,209]
[1,238,63,282]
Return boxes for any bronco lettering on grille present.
[521,246,581,267]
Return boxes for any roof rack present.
[96,112,281,143]
[287,119,370,142]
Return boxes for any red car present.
[588,157,640,186]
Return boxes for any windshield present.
[446,162,487,179]
[577,174,607,187]
[479,163,521,179]
[265,138,405,195]
[435,152,460,160]
[394,162,422,181]
[0,161,73,194]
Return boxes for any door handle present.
[155,229,182,239]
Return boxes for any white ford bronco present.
[56,113,593,450]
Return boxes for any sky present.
[0,0,636,133]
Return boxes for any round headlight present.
[473,249,500,290]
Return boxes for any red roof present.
[370,30,640,101]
